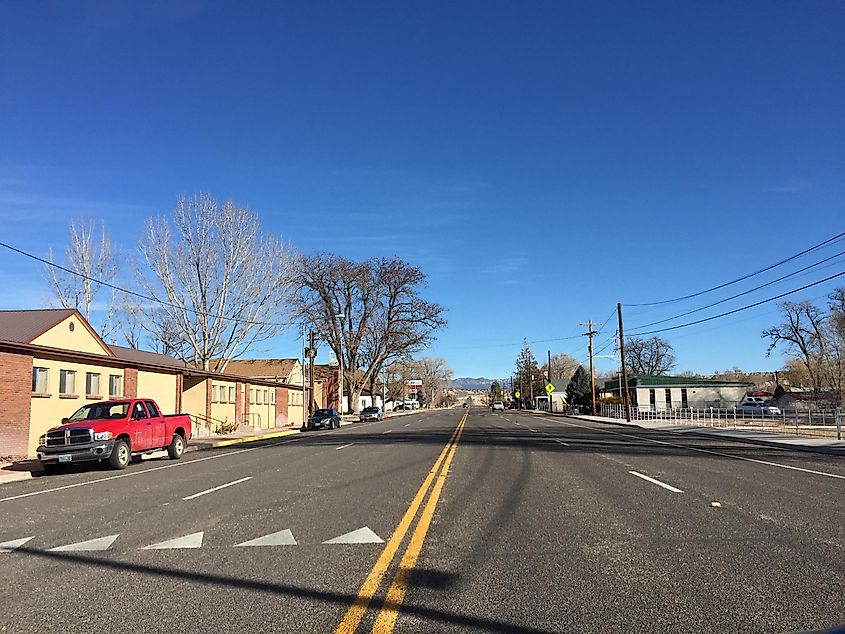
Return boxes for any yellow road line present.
[371,414,466,633]
[334,413,467,634]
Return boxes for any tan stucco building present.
[0,309,303,459]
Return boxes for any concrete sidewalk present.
[564,412,845,455]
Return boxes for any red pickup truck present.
[37,398,192,473]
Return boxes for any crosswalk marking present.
[143,531,204,550]
[0,536,33,553]
[323,526,384,544]
[235,529,297,547]
[49,534,119,552]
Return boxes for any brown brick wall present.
[0,351,33,459]
[205,378,212,420]
[235,381,243,423]
[276,386,288,426]
[244,383,250,418]
[124,367,138,398]
[175,374,183,412]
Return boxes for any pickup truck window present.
[145,400,160,417]
[68,402,130,422]
[131,402,149,420]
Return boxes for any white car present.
[735,400,781,416]
[491,401,504,411]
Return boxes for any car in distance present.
[306,408,341,430]
[462,402,469,408]
[491,401,505,411]
[37,398,192,473]
[734,400,781,416]
[359,406,383,422]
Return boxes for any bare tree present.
[543,352,579,382]
[293,254,445,413]
[137,193,295,371]
[625,336,676,375]
[44,217,118,337]
[763,300,827,395]
[415,356,453,407]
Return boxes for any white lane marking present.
[182,476,252,501]
[546,417,845,481]
[49,534,120,552]
[0,437,302,503]
[528,428,537,433]
[0,536,33,552]
[404,423,411,427]
[323,526,384,544]
[381,429,392,434]
[143,531,204,550]
[236,529,297,547]
[555,439,570,446]
[336,443,354,451]
[629,470,684,493]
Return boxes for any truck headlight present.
[38,435,46,445]
[93,431,113,441]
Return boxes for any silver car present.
[491,401,505,412]
[735,400,781,416]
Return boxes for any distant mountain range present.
[450,377,499,390]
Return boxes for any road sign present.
[514,390,521,398]
[407,379,423,387]
[545,383,555,396]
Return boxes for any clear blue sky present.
[1,1,843,379]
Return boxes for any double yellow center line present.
[335,411,467,634]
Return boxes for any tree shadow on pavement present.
[14,547,554,634]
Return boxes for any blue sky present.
[1,1,843,378]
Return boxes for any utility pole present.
[617,303,632,422]
[579,320,599,416]
[308,330,316,418]
[547,350,552,412]
[301,326,307,427]
[335,314,345,415]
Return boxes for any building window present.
[681,388,688,409]
[32,367,49,394]
[59,370,77,395]
[263,389,268,405]
[270,390,276,405]
[649,389,656,410]
[109,375,122,397]
[218,386,226,403]
[665,388,672,408]
[228,387,235,403]
[250,389,255,404]
[86,372,101,397]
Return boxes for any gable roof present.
[110,344,187,369]
[0,308,77,344]
[223,358,299,380]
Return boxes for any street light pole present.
[335,314,345,415]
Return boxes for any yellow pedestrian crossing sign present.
[545,383,555,396]
[514,390,521,398]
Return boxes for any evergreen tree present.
[565,365,592,409]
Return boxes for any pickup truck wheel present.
[108,439,131,470]
[167,433,185,460]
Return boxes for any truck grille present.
[45,428,93,446]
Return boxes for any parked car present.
[359,406,383,422]
[462,402,469,408]
[306,408,341,430]
[491,401,505,411]
[735,400,782,416]
[37,398,192,473]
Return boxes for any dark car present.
[306,408,341,430]
[359,406,383,422]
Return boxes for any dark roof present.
[312,364,339,382]
[223,358,299,379]
[603,374,754,390]
[0,308,76,343]
[110,344,187,369]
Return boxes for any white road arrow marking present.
[235,529,297,547]
[49,534,119,552]
[0,536,33,552]
[323,526,384,544]
[143,532,204,550]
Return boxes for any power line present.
[626,270,845,337]
[625,230,845,307]
[627,249,845,331]
[0,240,298,329]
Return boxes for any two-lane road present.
[1,407,843,633]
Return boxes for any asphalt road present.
[1,408,843,633]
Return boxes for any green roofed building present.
[600,374,754,410]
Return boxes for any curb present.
[187,428,300,451]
